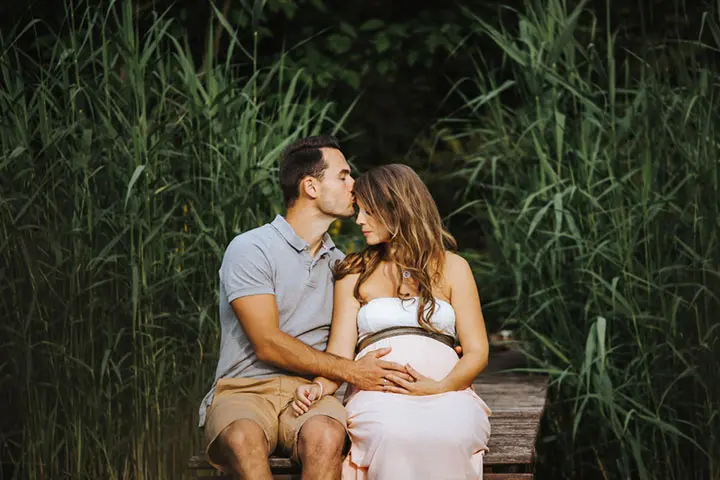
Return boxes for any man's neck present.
[284,206,335,256]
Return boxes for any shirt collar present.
[271,215,336,253]
[321,232,336,251]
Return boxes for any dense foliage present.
[1,1,718,478]
[440,1,720,477]
[0,4,345,478]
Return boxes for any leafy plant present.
[438,0,720,478]
[0,1,344,478]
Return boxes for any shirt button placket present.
[303,247,313,283]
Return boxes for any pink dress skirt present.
[341,335,492,480]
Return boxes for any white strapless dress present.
[341,297,492,480]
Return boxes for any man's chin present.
[336,207,356,219]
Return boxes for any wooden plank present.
[271,474,536,480]
[191,466,535,480]
[189,354,548,476]
[485,474,534,480]
[189,433,536,469]
[271,474,535,480]
[485,435,535,465]
[488,423,541,436]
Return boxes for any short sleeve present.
[219,235,274,303]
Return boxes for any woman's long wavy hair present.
[334,164,457,332]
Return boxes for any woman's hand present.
[384,364,445,396]
[291,382,323,416]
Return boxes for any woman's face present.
[355,200,391,245]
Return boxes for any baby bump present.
[355,334,459,381]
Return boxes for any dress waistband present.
[356,326,456,354]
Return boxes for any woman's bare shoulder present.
[442,251,474,292]
[335,272,361,294]
[443,251,471,274]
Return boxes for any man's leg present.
[296,415,347,480]
[278,380,349,480]
[204,378,281,480]
[210,419,273,480]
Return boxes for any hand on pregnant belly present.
[385,364,445,396]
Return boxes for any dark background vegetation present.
[1,0,718,479]
[1,0,710,246]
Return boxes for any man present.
[198,135,410,480]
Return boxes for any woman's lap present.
[346,388,490,459]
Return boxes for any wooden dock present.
[188,348,548,479]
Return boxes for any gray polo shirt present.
[198,215,344,427]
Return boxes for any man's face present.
[315,147,355,219]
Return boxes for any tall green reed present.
[0,1,343,478]
[440,0,720,478]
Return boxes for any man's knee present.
[297,416,347,461]
[215,419,269,461]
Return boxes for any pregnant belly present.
[354,334,459,381]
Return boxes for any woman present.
[291,164,491,479]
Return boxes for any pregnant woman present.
[292,164,491,479]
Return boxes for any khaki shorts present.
[204,376,348,469]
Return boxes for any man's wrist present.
[334,357,356,384]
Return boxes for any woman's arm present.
[292,272,412,414]
[311,273,361,396]
[385,252,489,395]
[436,252,489,391]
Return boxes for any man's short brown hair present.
[279,135,341,207]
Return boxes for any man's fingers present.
[372,347,392,358]
[362,384,383,392]
[377,360,408,372]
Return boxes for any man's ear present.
[301,176,319,200]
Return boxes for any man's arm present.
[221,235,407,389]
[231,294,408,390]
[231,294,354,381]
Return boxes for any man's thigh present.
[277,378,349,463]
[204,377,281,469]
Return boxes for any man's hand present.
[349,347,412,390]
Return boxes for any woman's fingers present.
[293,386,323,416]
[385,374,413,389]
[298,390,313,408]
[384,385,410,394]
[405,364,426,381]
[391,372,415,383]
[292,402,305,416]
